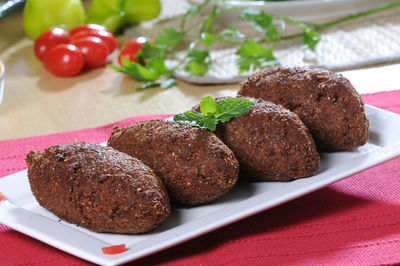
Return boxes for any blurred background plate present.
[188,0,396,21]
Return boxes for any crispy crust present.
[25,142,170,234]
[107,120,239,205]
[238,66,369,151]
[193,97,320,181]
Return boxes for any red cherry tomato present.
[44,44,84,77]
[71,30,117,55]
[34,28,71,61]
[118,37,150,66]
[71,37,108,69]
[69,24,111,36]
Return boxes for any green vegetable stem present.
[86,0,161,33]
[23,0,85,40]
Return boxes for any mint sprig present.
[173,96,254,131]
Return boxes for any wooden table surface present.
[1,10,400,141]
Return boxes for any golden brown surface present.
[239,66,369,151]
[193,97,320,181]
[108,119,239,205]
[26,142,170,234]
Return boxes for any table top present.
[1,9,400,141]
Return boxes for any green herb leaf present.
[111,55,170,82]
[281,17,320,50]
[302,27,320,51]
[184,49,211,76]
[137,42,165,60]
[174,111,219,131]
[199,96,217,116]
[174,96,254,131]
[215,98,255,122]
[239,9,279,41]
[201,117,219,131]
[200,32,216,46]
[145,57,169,76]
[118,57,160,81]
[235,40,280,74]
[155,28,185,51]
[185,61,209,76]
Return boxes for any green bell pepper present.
[86,0,161,33]
[23,0,85,40]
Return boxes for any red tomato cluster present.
[34,24,117,77]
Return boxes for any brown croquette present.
[238,66,369,151]
[107,119,239,205]
[25,142,170,234]
[193,97,320,181]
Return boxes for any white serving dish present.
[1,104,400,265]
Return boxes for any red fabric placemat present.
[1,91,400,265]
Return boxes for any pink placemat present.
[1,91,400,265]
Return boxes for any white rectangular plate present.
[1,105,400,266]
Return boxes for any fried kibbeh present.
[238,66,369,151]
[25,142,170,234]
[193,97,320,181]
[107,120,239,205]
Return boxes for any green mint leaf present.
[215,98,255,123]
[201,117,218,131]
[184,49,211,76]
[235,40,280,74]
[174,111,219,131]
[199,96,217,116]
[200,32,216,46]
[219,25,245,38]
[155,28,185,51]
[173,111,203,127]
[174,97,254,131]
[160,78,176,89]
[239,9,279,41]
